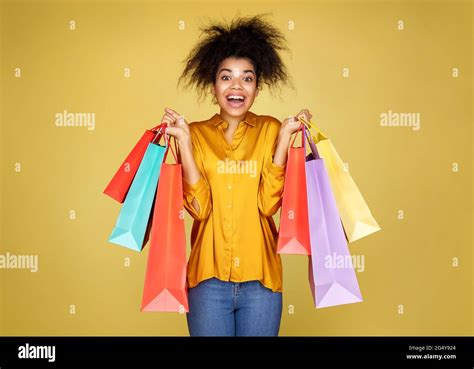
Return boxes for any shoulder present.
[187,118,211,138]
[257,114,282,137]
[258,114,281,126]
[188,118,209,130]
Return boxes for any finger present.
[165,107,177,115]
[167,120,177,128]
[164,112,177,123]
[161,116,173,125]
[297,110,307,119]
[163,117,177,128]
[177,115,187,125]
[297,112,309,123]
[165,107,181,121]
[289,115,302,125]
[164,126,180,137]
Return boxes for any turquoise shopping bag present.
[108,130,167,252]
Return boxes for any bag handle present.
[298,117,321,159]
[151,124,167,145]
[150,124,179,164]
[298,116,328,143]
[289,117,306,150]
[163,134,179,163]
[304,125,320,159]
[150,123,168,132]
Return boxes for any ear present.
[211,86,215,95]
[255,87,259,97]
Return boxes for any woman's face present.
[211,57,259,117]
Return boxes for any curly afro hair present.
[177,13,294,104]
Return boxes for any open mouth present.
[226,95,246,108]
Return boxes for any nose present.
[230,79,244,89]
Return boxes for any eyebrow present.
[218,68,256,76]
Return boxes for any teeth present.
[227,95,244,100]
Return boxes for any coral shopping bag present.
[108,126,167,252]
[103,123,167,203]
[304,127,363,308]
[141,135,188,312]
[277,123,311,255]
[299,116,380,243]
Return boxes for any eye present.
[221,75,231,80]
[244,77,253,82]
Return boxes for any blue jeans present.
[186,277,283,336]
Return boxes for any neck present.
[219,109,248,128]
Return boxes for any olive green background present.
[0,0,472,335]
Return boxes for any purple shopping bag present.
[303,126,363,308]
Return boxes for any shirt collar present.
[210,111,257,127]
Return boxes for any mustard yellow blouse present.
[183,110,286,293]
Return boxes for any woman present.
[162,14,312,336]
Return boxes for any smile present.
[225,95,246,108]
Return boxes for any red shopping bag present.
[277,125,311,255]
[141,135,189,312]
[103,123,167,203]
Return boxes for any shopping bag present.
[103,123,167,203]
[277,123,311,255]
[304,127,363,308]
[299,116,380,243]
[141,135,189,312]
[108,126,167,252]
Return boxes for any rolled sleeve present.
[182,126,212,221]
[257,120,287,217]
[267,160,286,177]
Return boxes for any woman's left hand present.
[279,109,313,138]
[273,109,313,166]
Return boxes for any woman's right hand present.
[161,107,191,145]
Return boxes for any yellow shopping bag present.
[299,116,381,243]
